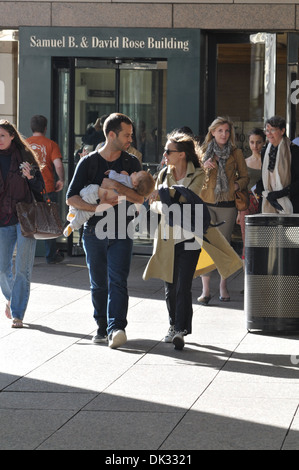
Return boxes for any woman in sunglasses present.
[143,129,205,350]
[197,116,249,305]
[256,115,299,214]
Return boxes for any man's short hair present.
[30,115,47,133]
[103,113,133,137]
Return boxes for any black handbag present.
[16,191,63,240]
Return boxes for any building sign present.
[20,27,197,58]
[29,34,190,52]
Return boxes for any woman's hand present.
[147,189,159,204]
[20,162,34,180]
[203,157,216,169]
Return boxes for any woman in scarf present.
[197,116,249,304]
[257,115,299,214]
[0,120,44,328]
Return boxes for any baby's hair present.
[135,171,155,197]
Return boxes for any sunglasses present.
[164,149,180,155]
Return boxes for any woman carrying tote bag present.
[0,120,44,328]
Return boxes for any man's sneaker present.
[108,329,127,349]
[92,333,108,344]
[172,331,185,350]
[163,325,175,343]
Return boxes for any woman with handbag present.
[197,116,249,304]
[0,120,44,328]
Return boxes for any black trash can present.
[245,214,299,333]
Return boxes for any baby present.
[63,169,155,237]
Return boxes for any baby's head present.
[131,171,155,197]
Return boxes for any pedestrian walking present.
[0,120,44,328]
[66,113,143,349]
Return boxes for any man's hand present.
[100,190,119,206]
[101,178,117,191]
[95,190,119,214]
[101,176,144,204]
[55,179,64,192]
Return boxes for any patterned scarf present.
[0,142,32,224]
[267,145,278,172]
[203,138,232,202]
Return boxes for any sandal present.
[219,296,230,302]
[5,302,12,319]
[197,294,211,306]
[11,318,23,328]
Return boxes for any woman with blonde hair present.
[0,120,44,328]
[197,116,249,304]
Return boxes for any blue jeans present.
[0,223,36,320]
[83,225,133,336]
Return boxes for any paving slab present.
[0,254,299,450]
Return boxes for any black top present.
[0,153,44,227]
[66,151,142,231]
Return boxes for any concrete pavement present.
[0,253,299,451]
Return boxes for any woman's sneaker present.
[163,325,175,343]
[172,331,185,350]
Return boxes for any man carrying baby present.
[66,113,144,348]
[64,169,155,236]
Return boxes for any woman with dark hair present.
[0,120,44,328]
[257,115,299,214]
[143,130,205,350]
[237,128,265,261]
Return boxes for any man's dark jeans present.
[83,225,133,336]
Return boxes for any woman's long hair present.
[167,130,200,168]
[200,116,236,156]
[0,119,41,168]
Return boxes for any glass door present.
[119,61,167,169]
[74,59,167,166]
[205,33,285,252]
[52,57,74,255]
[53,57,167,255]
[207,32,287,157]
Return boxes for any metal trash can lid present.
[245,214,299,227]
